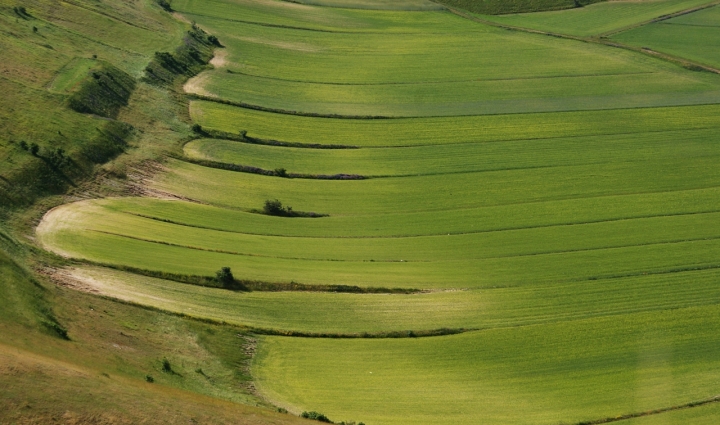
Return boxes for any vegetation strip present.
[181,157,367,180]
[223,68,657,87]
[572,395,720,424]
[78,262,421,294]
[196,127,358,149]
[178,11,403,34]
[189,94,395,119]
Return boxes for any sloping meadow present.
[37,0,720,424]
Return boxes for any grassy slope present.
[184,127,720,176]
[22,0,720,423]
[60,265,720,335]
[613,5,720,69]
[0,0,184,211]
[254,305,720,425]
[180,4,720,116]
[0,0,313,422]
[0,246,308,423]
[190,101,720,147]
[477,0,717,36]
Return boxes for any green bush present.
[301,411,332,423]
[215,267,235,288]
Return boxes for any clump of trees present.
[301,412,332,423]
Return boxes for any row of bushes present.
[86,263,420,294]
[67,62,136,118]
[192,125,357,149]
[183,156,366,180]
[253,327,470,339]
[144,25,219,86]
[189,94,394,120]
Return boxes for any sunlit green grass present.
[478,0,716,36]
[81,190,720,238]
[151,157,720,215]
[254,305,720,424]
[190,101,720,147]
[194,70,720,116]
[613,5,720,68]
[64,265,720,335]
[184,127,720,176]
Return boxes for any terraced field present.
[614,5,720,68]
[36,0,720,424]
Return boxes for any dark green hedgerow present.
[181,156,367,180]
[80,262,420,294]
[144,26,217,86]
[194,126,357,149]
[67,61,136,118]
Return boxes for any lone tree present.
[263,199,287,216]
[215,266,234,288]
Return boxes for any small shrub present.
[32,26,37,33]
[157,0,173,12]
[208,35,222,46]
[277,408,288,414]
[145,375,155,383]
[46,148,68,168]
[162,358,172,373]
[29,143,39,156]
[301,411,332,423]
[263,199,286,216]
[215,266,235,288]
[191,123,203,134]
[18,141,28,151]
[274,168,288,178]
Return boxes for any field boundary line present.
[570,394,720,424]
[598,0,720,38]
[122,209,720,239]
[192,94,720,120]
[440,3,720,76]
[221,68,657,87]
[178,11,418,34]
[88,229,720,264]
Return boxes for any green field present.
[255,305,720,424]
[613,5,720,68]
[479,0,718,36]
[179,2,720,116]
[20,0,720,423]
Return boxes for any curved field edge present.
[50,264,720,336]
[252,304,720,425]
[475,0,720,37]
[188,101,720,148]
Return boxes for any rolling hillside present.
[2,0,720,423]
